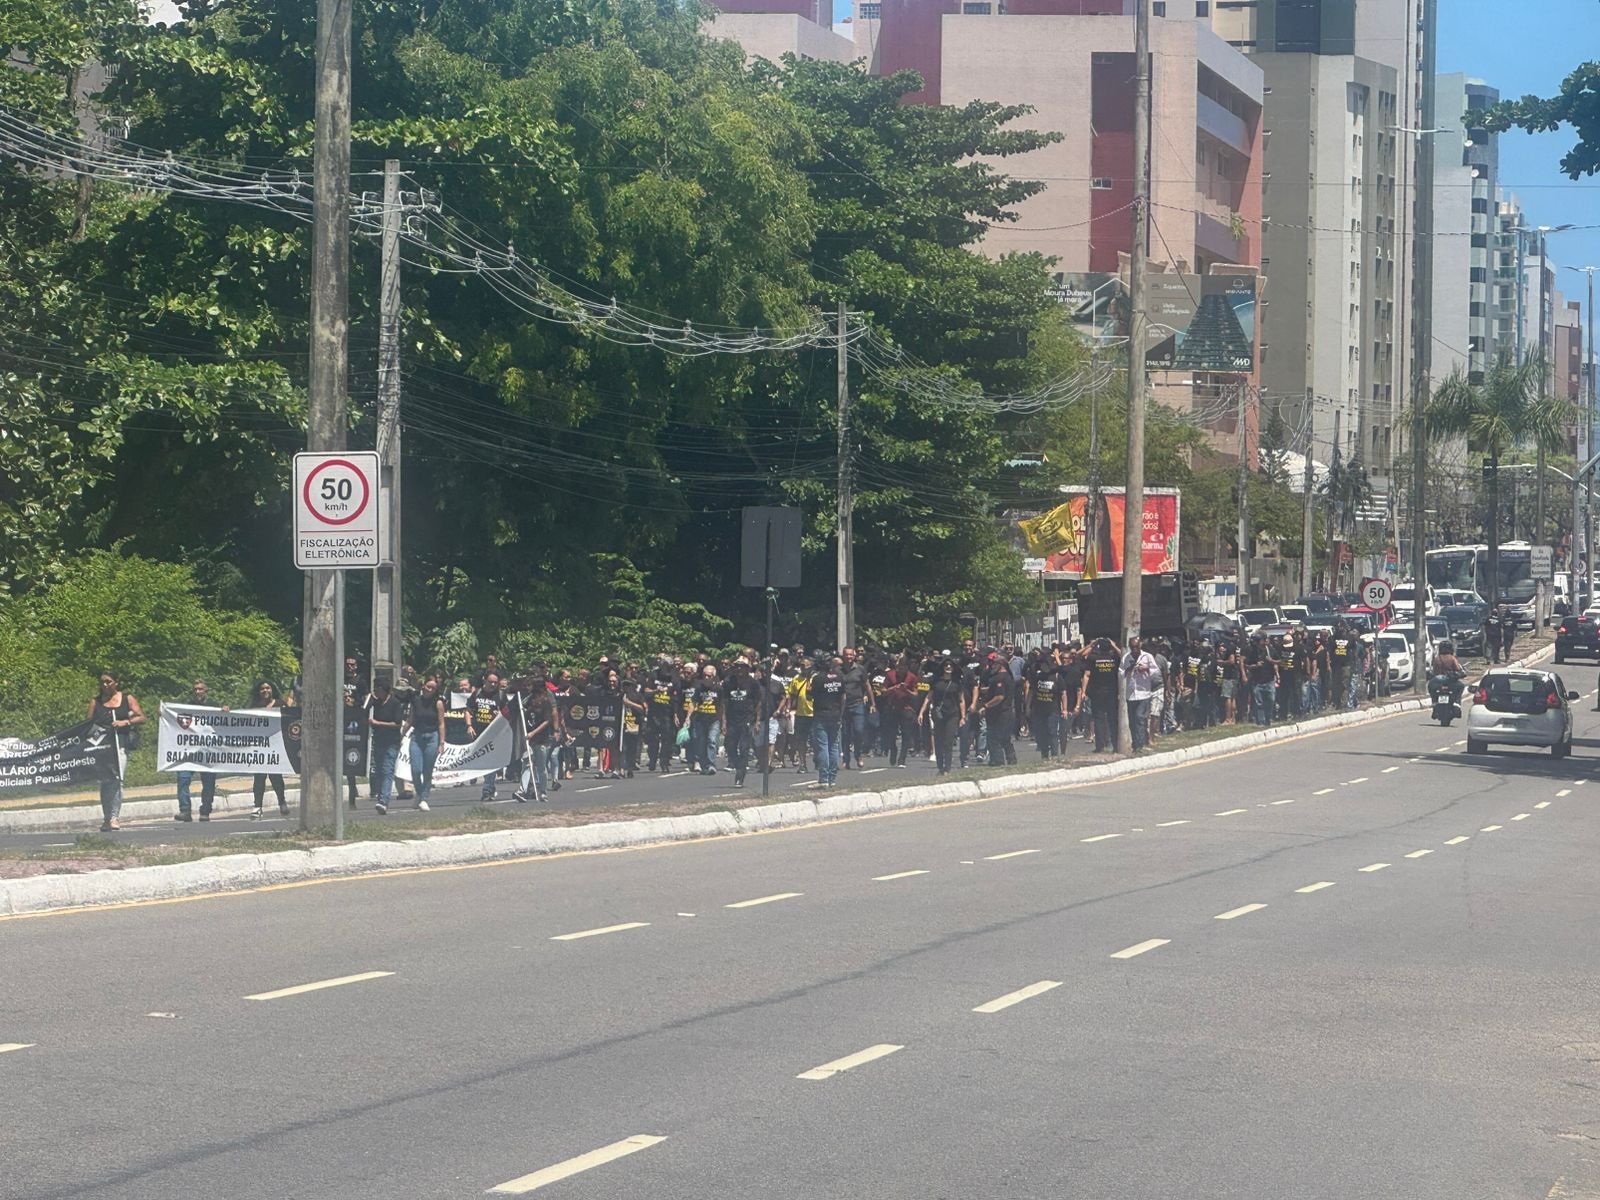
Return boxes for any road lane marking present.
[1409,756,1424,763]
[984,849,1041,860]
[1556,789,1572,797]
[860,768,887,775]
[1215,903,1267,920]
[872,870,929,882]
[725,892,803,909]
[145,1012,177,1019]
[1270,799,1295,806]
[1444,836,1471,845]
[1313,788,1335,796]
[1359,863,1390,873]
[1405,849,1433,859]
[677,913,696,917]
[0,1043,35,1054]
[1434,745,1453,753]
[1296,882,1336,894]
[797,1044,904,1081]
[1511,813,1530,821]
[1575,779,1587,786]
[1110,938,1170,959]
[1214,808,1247,816]
[1156,819,1191,827]
[245,971,394,1001]
[488,1135,668,1194]
[972,980,1063,1014]
[1454,739,1467,746]
[1080,834,1122,843]
[1382,766,1401,774]
[1481,825,1503,832]
[576,785,611,793]
[1344,777,1369,785]
[1536,801,1551,809]
[550,922,651,941]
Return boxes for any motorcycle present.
[1429,672,1465,726]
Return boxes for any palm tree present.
[1427,353,1574,605]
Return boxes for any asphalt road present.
[5,697,1600,1198]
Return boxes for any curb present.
[0,642,1554,917]
[0,789,305,833]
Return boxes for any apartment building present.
[703,0,856,63]
[1430,75,1499,391]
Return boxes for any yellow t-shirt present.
[786,673,814,718]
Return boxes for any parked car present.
[1279,604,1311,624]
[1297,594,1341,615]
[1465,668,1578,757]
[1340,611,1377,635]
[1434,588,1484,609]
[1390,583,1435,621]
[1339,604,1390,631]
[1237,607,1280,635]
[1554,614,1600,664]
[1389,623,1436,675]
[1425,616,1451,648]
[1377,630,1415,687]
[1440,604,1487,655]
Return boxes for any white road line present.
[0,1043,35,1054]
[245,971,394,1001]
[984,849,1042,861]
[1270,799,1295,806]
[1214,808,1247,816]
[488,1135,668,1194]
[677,913,696,917]
[1511,813,1530,822]
[1556,789,1572,797]
[1535,801,1551,809]
[1080,834,1122,843]
[1345,777,1369,785]
[1409,756,1424,763]
[1296,882,1336,894]
[860,768,888,775]
[797,1043,904,1081]
[725,892,803,909]
[1481,824,1503,832]
[972,980,1064,1014]
[1444,836,1471,845]
[576,785,611,793]
[1454,739,1467,746]
[1575,779,1588,786]
[1215,903,1267,920]
[872,870,930,882]
[1382,766,1401,774]
[1313,788,1335,796]
[145,1012,177,1019]
[1156,819,1191,827]
[1404,849,1433,859]
[550,922,651,942]
[1110,938,1170,959]
[1358,863,1390,873]
[1434,745,1454,753]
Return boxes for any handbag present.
[675,724,691,748]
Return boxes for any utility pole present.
[1568,265,1599,608]
[1537,232,1549,566]
[299,0,352,832]
[1589,268,1597,610]
[1301,395,1315,597]
[1116,0,1150,756]
[1328,409,1341,586]
[1411,0,1437,692]
[372,159,403,678]
[836,301,853,650]
[1236,383,1250,607]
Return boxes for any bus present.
[1425,543,1535,605]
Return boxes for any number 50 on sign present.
[293,452,383,569]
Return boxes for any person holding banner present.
[173,678,220,822]
[513,667,556,802]
[644,662,681,773]
[89,670,145,832]
[247,681,290,819]
[470,672,504,800]
[402,675,447,811]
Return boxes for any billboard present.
[1145,273,1257,372]
[1015,487,1180,579]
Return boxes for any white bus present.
[1425,543,1535,606]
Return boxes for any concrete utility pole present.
[1302,396,1315,597]
[1567,265,1599,608]
[1537,232,1549,569]
[300,0,352,832]
[372,159,403,678]
[1411,0,1437,692]
[1116,0,1151,756]
[836,301,854,650]
[1236,383,1250,607]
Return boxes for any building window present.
[961,1,992,12]
[858,2,881,17]
[1153,1,1166,14]
[1091,177,1113,190]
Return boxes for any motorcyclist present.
[1428,640,1466,707]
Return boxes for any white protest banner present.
[158,704,302,775]
[395,714,515,789]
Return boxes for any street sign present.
[1531,545,1554,580]
[1360,577,1392,609]
[1023,557,1048,573]
[293,452,381,569]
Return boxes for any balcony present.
[1197,93,1252,157]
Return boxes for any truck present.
[1074,572,1201,643]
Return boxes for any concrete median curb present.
[0,642,1555,917]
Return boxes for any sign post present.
[1360,577,1392,611]
[741,507,801,798]
[294,452,380,839]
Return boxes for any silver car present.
[1465,668,1578,757]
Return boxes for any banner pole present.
[332,570,345,842]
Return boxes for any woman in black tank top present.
[87,669,144,831]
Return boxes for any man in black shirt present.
[1245,636,1279,726]
[981,653,1018,765]
[644,664,681,773]
[1026,653,1064,759]
[514,666,557,802]
[1084,638,1121,751]
[1329,622,1356,709]
[469,672,504,800]
[809,656,846,786]
[839,647,874,770]
[721,660,759,786]
[367,678,405,814]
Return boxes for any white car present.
[1279,604,1310,625]
[1376,631,1414,686]
[1390,583,1435,621]
[1465,668,1578,756]
[1237,607,1280,635]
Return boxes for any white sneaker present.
[417,800,431,812]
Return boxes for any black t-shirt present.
[471,688,502,729]
[443,702,473,745]
[1029,666,1062,708]
[369,694,405,736]
[689,682,720,718]
[1246,649,1276,685]
[810,670,846,719]
[522,689,555,743]
[1086,650,1120,697]
[929,677,965,719]
[1330,637,1355,671]
[722,678,758,723]
[647,679,679,722]
[981,667,1013,708]
[409,691,443,730]
[1061,661,1086,703]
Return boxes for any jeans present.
[520,740,551,799]
[1251,682,1275,727]
[176,770,215,816]
[408,729,440,803]
[1303,678,1321,714]
[479,771,498,800]
[99,776,122,822]
[1344,673,1360,709]
[842,703,868,766]
[812,720,842,785]
[1127,697,1152,750]
[933,713,960,773]
[1031,708,1059,758]
[371,736,400,805]
[725,721,753,782]
[689,715,716,772]
[986,710,1018,765]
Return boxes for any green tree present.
[1428,353,1574,602]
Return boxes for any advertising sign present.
[1144,272,1258,372]
[1015,487,1180,579]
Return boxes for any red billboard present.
[1016,487,1180,578]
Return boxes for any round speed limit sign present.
[1361,578,1392,609]
[293,451,381,568]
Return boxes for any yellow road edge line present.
[487,1134,668,1195]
